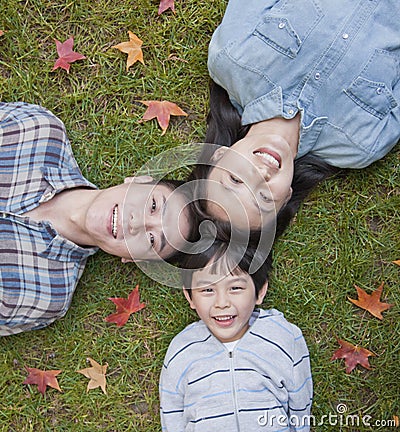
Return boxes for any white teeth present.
[214,316,233,321]
[112,206,118,238]
[254,151,280,168]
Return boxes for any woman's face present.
[206,134,295,229]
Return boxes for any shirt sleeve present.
[159,352,186,432]
[287,326,313,431]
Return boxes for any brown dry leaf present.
[392,259,400,266]
[77,357,108,394]
[158,0,175,15]
[23,366,62,395]
[113,31,144,71]
[140,100,187,135]
[331,339,375,374]
[348,282,394,320]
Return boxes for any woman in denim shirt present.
[191,0,400,235]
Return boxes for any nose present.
[128,210,161,235]
[214,291,230,309]
[256,164,271,182]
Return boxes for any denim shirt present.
[208,0,400,168]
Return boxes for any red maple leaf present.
[104,284,146,327]
[158,0,175,15]
[348,282,394,320]
[331,339,375,374]
[0,30,4,37]
[52,37,86,73]
[140,100,187,135]
[23,366,62,395]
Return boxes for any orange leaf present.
[0,30,4,37]
[140,100,187,135]
[331,339,375,374]
[52,37,86,73]
[348,282,394,320]
[112,31,144,71]
[393,259,400,266]
[23,366,62,395]
[158,0,175,15]
[104,284,145,327]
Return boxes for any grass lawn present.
[0,1,399,431]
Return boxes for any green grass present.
[0,1,399,431]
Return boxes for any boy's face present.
[184,267,267,343]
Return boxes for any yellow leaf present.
[77,357,108,394]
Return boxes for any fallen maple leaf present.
[112,31,144,71]
[23,366,62,395]
[105,284,145,327]
[52,37,86,73]
[393,260,400,266]
[0,30,4,37]
[348,282,394,320]
[77,357,108,394]
[331,339,375,373]
[140,100,188,135]
[158,0,175,15]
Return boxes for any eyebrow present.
[158,194,167,254]
[194,276,248,287]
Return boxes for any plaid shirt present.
[0,102,98,336]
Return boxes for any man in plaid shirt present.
[0,102,195,336]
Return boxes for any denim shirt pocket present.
[254,0,323,58]
[344,49,399,119]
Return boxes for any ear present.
[210,146,228,163]
[183,286,196,310]
[256,281,268,305]
[284,187,293,205]
[121,257,146,263]
[121,257,134,263]
[124,175,154,184]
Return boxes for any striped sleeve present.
[159,352,185,432]
[287,325,313,431]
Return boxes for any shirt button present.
[314,72,321,80]
[376,87,383,94]
[288,109,294,115]
[278,22,286,29]
[342,33,349,39]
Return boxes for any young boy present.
[159,239,313,431]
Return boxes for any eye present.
[260,191,272,203]
[201,288,214,294]
[229,174,242,184]
[149,232,155,247]
[231,286,244,292]
[151,197,156,213]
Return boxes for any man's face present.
[85,178,191,261]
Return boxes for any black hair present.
[188,80,342,239]
[181,234,272,299]
[155,178,202,264]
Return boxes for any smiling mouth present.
[213,315,236,326]
[112,205,118,239]
[253,149,281,168]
